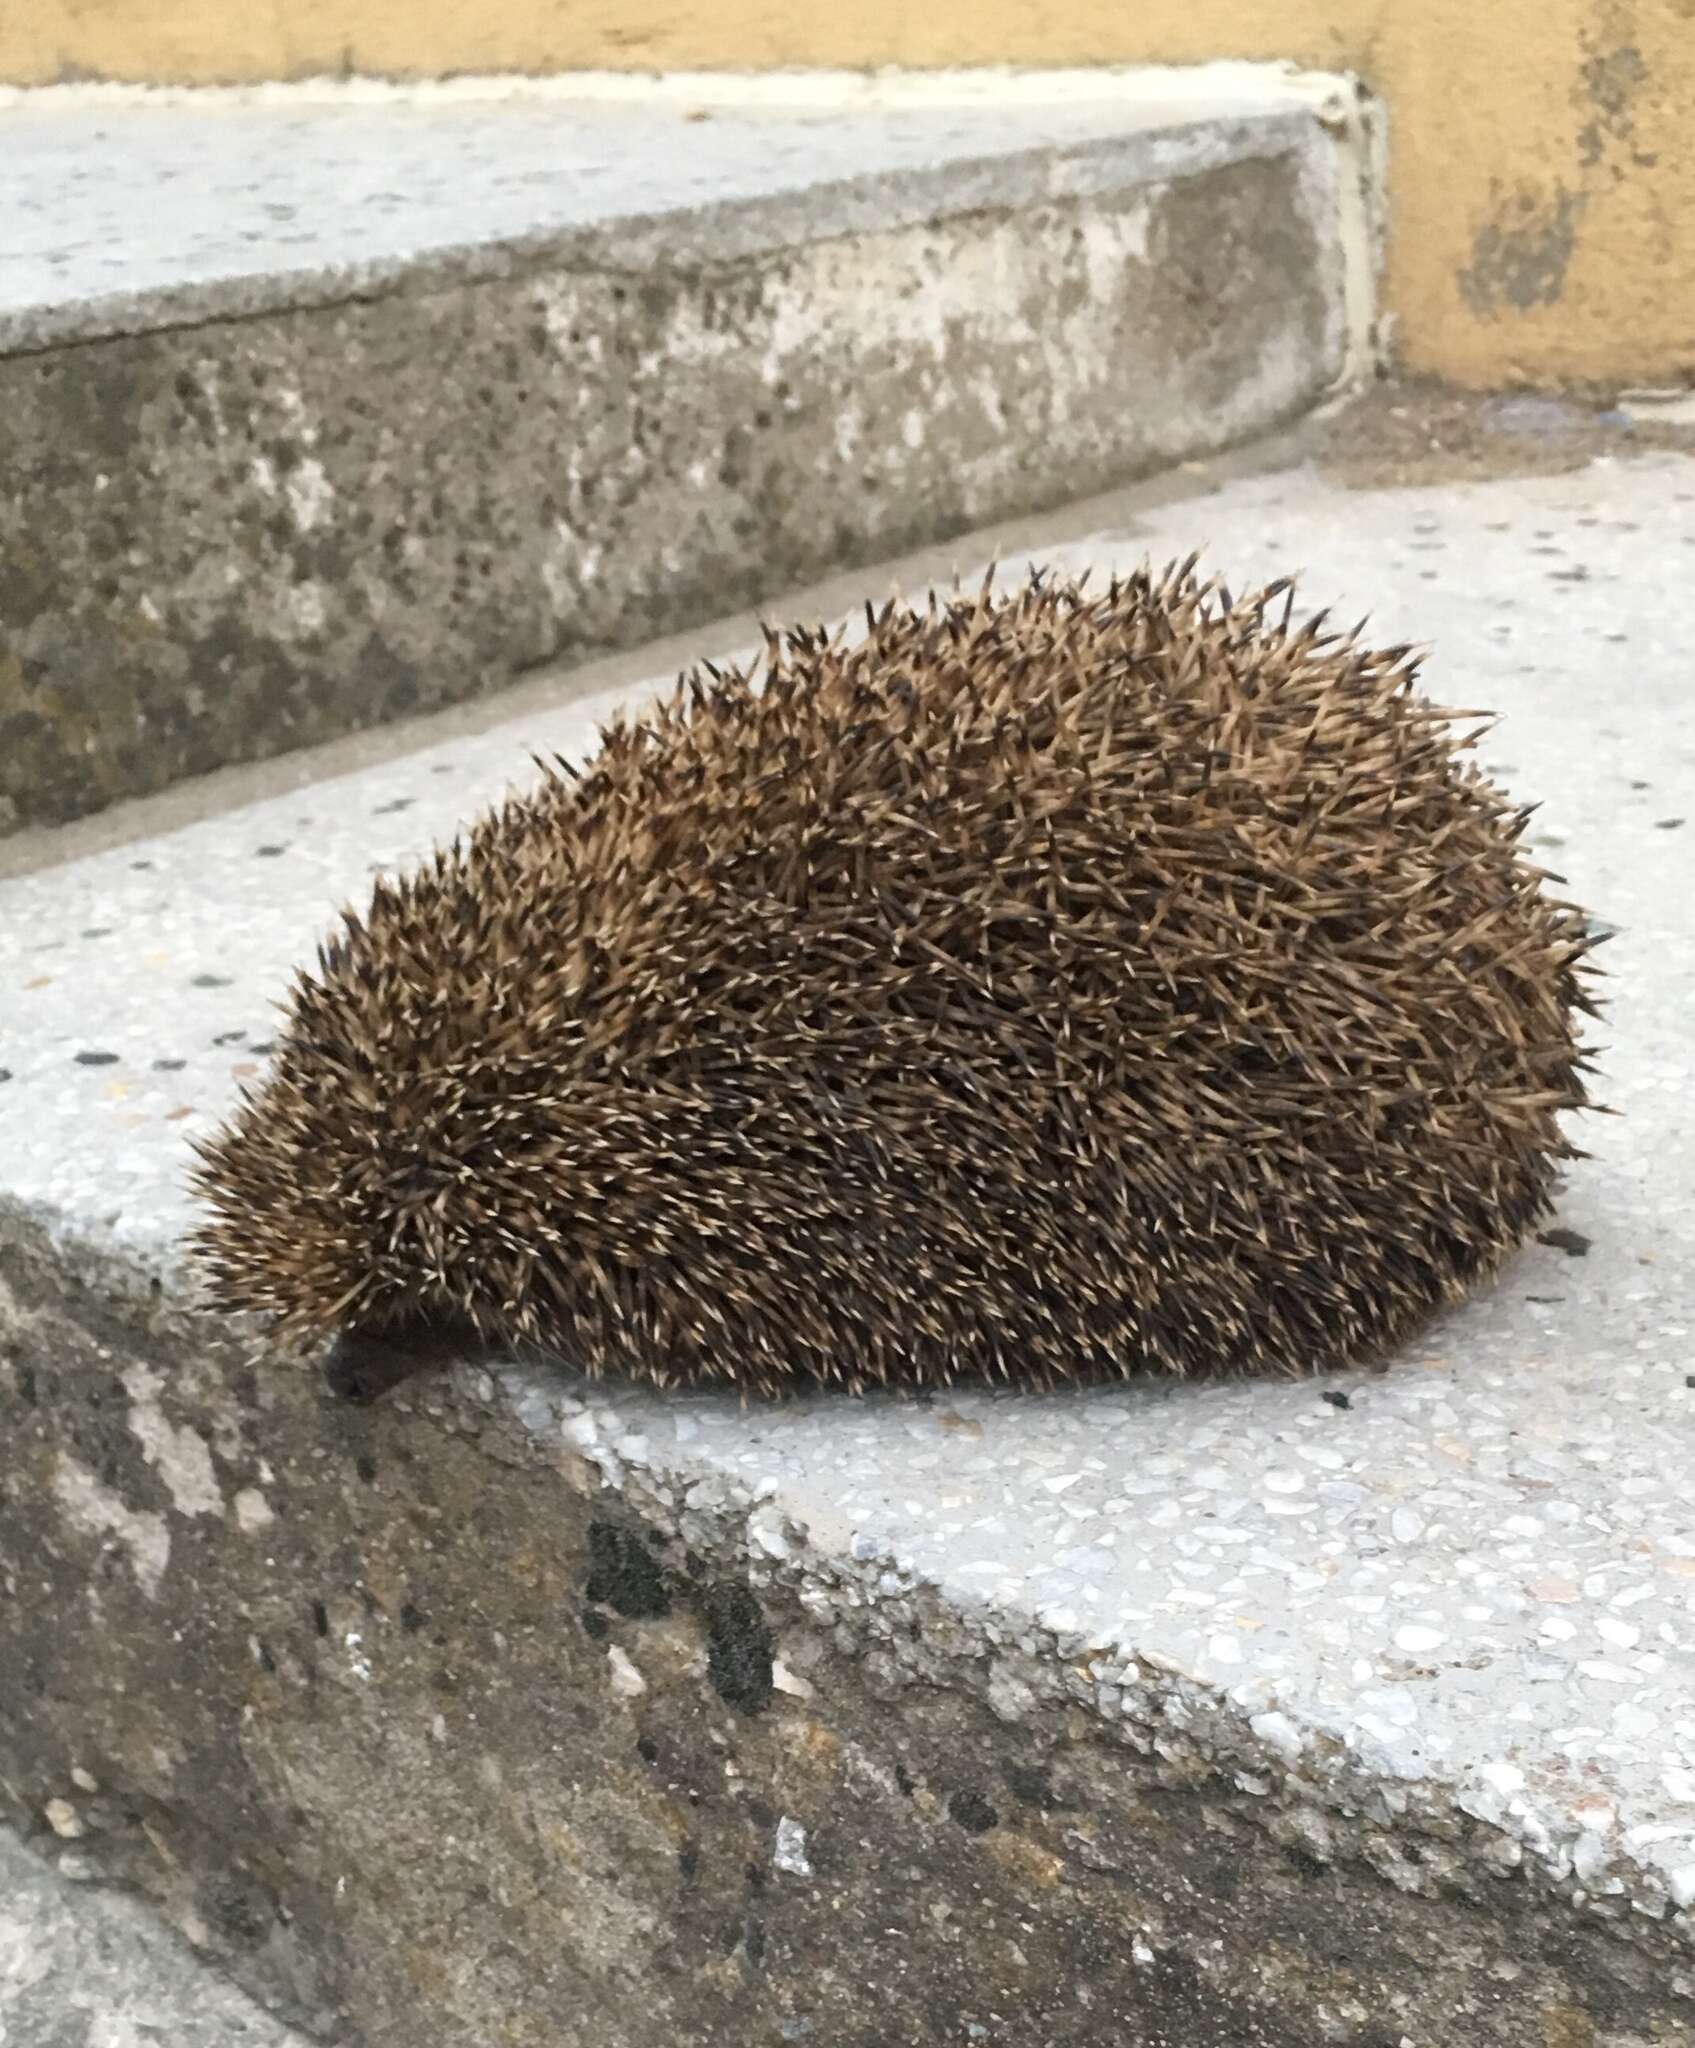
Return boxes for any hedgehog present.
[190,561,1601,1404]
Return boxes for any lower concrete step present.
[0,66,1375,836]
[3,440,1691,2046]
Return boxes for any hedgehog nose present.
[324,1307,485,1404]
[324,1329,422,1405]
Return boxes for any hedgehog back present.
[190,566,1596,1393]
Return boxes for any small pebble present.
[607,1645,646,1698]
[774,1816,813,1877]
[44,1798,84,1839]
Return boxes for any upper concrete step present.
[0,67,1375,837]
[1,441,1691,2046]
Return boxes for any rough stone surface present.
[0,86,1351,835]
[3,454,1694,2045]
[0,1827,322,2045]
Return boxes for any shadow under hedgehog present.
[190,560,1602,1404]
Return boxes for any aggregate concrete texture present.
[0,76,1359,836]
[2,454,1693,2045]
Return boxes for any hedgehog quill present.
[190,562,1601,1402]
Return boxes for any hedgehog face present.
[192,564,1599,1401]
[196,1009,584,1352]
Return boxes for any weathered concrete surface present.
[0,80,1361,835]
[2,453,1693,2045]
[0,1827,323,2046]
[0,1223,1686,2048]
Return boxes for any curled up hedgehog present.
[191,561,1601,1404]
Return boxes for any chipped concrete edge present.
[4,1188,1689,1964]
[0,64,1383,373]
[501,1360,1695,1948]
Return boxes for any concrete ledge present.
[0,69,1370,834]
[2,456,1692,2045]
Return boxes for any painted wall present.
[6,0,1691,389]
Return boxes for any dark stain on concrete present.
[701,1582,774,1716]
[1457,184,1584,314]
[946,1787,1000,1833]
[1002,1757,1069,1810]
[586,1519,672,1621]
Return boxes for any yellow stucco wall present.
[7,0,1693,390]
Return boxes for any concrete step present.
[0,66,1377,838]
[2,438,1692,2047]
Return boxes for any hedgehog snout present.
[325,1305,486,1405]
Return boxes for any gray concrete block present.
[0,1828,323,2046]
[0,77,1364,834]
[3,453,1691,2045]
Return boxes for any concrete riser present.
[0,123,1342,835]
[1,1222,1676,2048]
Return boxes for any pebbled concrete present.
[0,73,1365,836]
[1,452,1692,2045]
